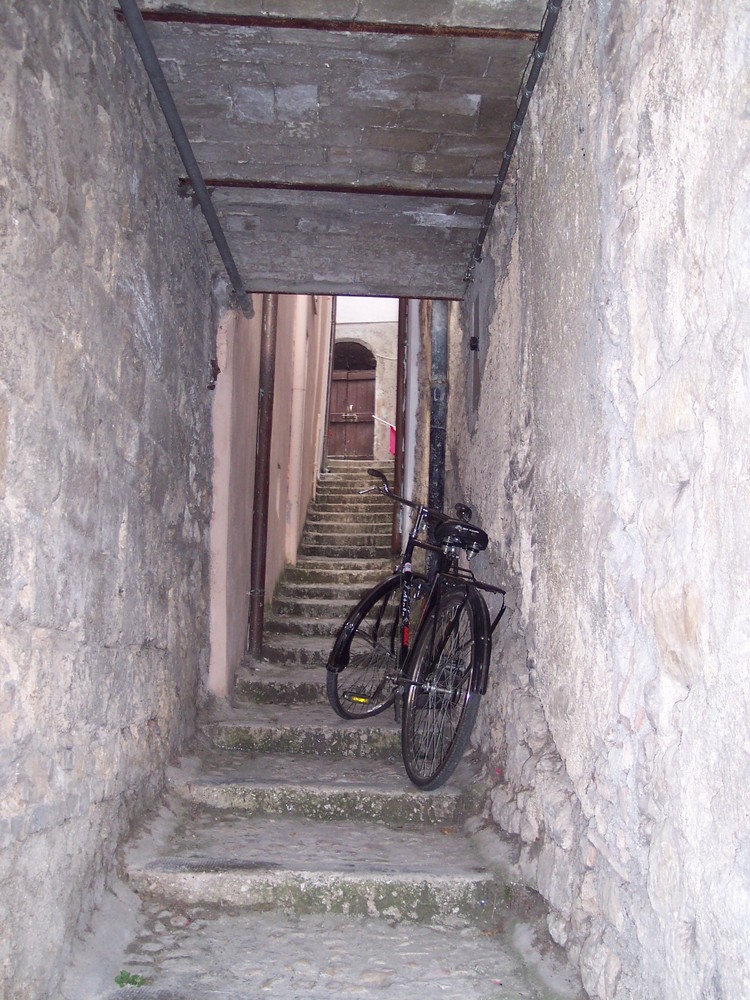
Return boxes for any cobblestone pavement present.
[65,886,583,1000]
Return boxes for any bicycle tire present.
[326,574,426,720]
[401,586,490,789]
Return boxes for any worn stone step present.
[270,594,356,618]
[315,488,390,499]
[125,805,499,925]
[278,561,394,593]
[308,505,393,519]
[306,506,392,519]
[291,555,393,571]
[172,748,480,826]
[261,633,333,666]
[204,705,400,759]
[324,459,393,468]
[311,492,393,504]
[301,530,392,548]
[266,615,343,638]
[298,543,393,559]
[235,662,327,705]
[274,580,376,601]
[322,467,394,479]
[315,477,392,488]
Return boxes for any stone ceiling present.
[124,2,547,299]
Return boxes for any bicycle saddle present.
[434,518,488,555]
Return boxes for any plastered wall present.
[209,305,261,698]
[266,295,333,596]
[0,2,215,995]
[447,1,749,997]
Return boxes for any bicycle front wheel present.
[326,575,408,720]
[401,586,489,789]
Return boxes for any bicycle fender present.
[325,574,402,674]
[471,590,493,695]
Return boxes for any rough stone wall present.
[446,1,749,998]
[0,3,214,996]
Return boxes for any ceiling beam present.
[116,8,538,41]
[179,177,489,201]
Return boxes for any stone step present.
[270,594,357,618]
[301,530,392,548]
[320,477,393,487]
[315,487,390,498]
[305,511,393,526]
[172,748,479,826]
[279,569,391,589]
[309,503,394,516]
[298,543,393,560]
[235,662,328,705]
[266,614,343,638]
[204,705,400,759]
[323,464,394,476]
[261,633,333,666]
[274,579,378,601]
[125,803,499,925]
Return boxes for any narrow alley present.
[1,2,747,1000]
[65,461,583,998]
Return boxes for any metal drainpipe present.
[247,294,279,658]
[320,297,338,474]
[427,300,449,579]
[118,0,253,316]
[391,298,408,552]
[428,300,449,515]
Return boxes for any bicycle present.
[326,468,506,790]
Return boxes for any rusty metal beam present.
[117,9,538,41]
[179,177,488,202]
[465,0,562,283]
[118,0,253,314]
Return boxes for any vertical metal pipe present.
[428,300,449,513]
[426,300,449,578]
[247,293,279,658]
[320,297,338,473]
[391,298,408,552]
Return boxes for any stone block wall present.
[0,2,214,996]
[447,1,748,998]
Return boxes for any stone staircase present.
[260,458,396,668]
[63,462,584,1000]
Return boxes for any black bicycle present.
[326,469,506,790]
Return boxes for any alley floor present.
[62,723,584,1000]
[61,463,585,1000]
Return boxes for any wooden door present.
[328,370,375,457]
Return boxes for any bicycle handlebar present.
[360,469,472,527]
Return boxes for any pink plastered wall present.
[209,304,261,698]
[266,295,333,601]
[210,295,332,696]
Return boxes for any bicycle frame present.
[360,475,507,699]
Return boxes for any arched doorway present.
[327,341,376,458]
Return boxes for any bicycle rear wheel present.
[401,586,489,789]
[327,574,425,720]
